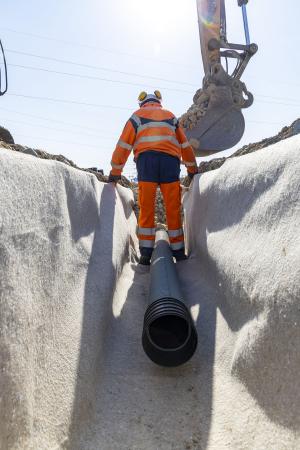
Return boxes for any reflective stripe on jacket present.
[110,103,198,176]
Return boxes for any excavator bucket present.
[181,0,257,156]
[186,101,245,156]
[181,62,252,156]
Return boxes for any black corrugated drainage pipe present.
[142,230,198,367]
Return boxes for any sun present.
[117,0,195,58]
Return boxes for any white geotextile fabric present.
[182,135,300,449]
[0,149,139,450]
[1,137,300,450]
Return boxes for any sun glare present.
[124,0,194,56]
[127,0,190,30]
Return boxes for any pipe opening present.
[148,315,189,349]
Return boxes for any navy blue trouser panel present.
[136,151,180,184]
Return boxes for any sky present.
[0,0,299,178]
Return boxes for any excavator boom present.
[181,0,257,156]
[197,0,224,75]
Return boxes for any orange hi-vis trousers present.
[136,151,184,254]
[138,181,184,252]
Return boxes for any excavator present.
[0,38,14,144]
[181,0,257,156]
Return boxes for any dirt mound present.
[199,118,300,173]
[0,140,132,189]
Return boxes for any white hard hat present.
[138,90,162,106]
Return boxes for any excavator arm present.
[181,0,257,156]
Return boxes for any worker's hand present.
[182,171,197,188]
[108,173,121,185]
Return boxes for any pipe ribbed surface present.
[142,231,198,367]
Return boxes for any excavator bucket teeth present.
[185,107,245,156]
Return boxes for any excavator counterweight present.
[181,0,257,156]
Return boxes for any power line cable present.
[2,117,116,140]
[6,49,300,91]
[8,91,300,111]
[8,63,193,93]
[13,132,111,149]
[6,49,199,87]
[3,28,300,91]
[2,112,284,133]
[0,106,117,135]
[8,93,132,110]
[255,94,300,104]
[9,63,300,105]
[254,99,300,108]
[11,120,287,158]
[0,26,199,69]
[0,106,283,138]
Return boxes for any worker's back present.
[129,102,183,161]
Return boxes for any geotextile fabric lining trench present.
[1,135,300,450]
[0,148,139,450]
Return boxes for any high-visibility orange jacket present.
[110,102,198,176]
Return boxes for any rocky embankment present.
[1,118,299,226]
[198,117,300,173]
[0,141,132,188]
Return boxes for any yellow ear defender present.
[138,91,147,102]
[154,90,162,100]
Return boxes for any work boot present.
[173,249,188,262]
[139,255,151,266]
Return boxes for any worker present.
[108,90,198,265]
